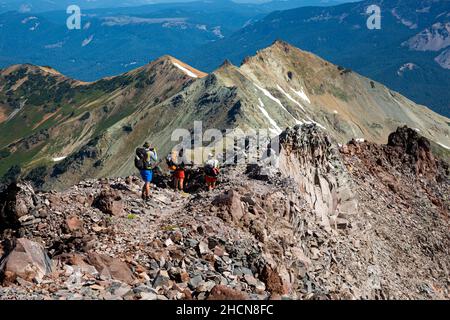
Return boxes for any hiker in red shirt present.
[167,148,186,191]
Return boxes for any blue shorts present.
[140,170,153,183]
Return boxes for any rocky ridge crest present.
[0,125,448,300]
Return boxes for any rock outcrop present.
[86,253,135,285]
[387,126,443,178]
[278,124,357,230]
[92,189,125,216]
[0,238,52,283]
[0,182,39,231]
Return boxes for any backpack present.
[205,163,219,177]
[134,147,148,170]
[135,147,158,170]
[166,156,177,170]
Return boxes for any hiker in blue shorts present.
[134,142,158,200]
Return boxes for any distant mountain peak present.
[220,59,234,68]
[0,63,83,88]
[2,64,59,77]
[271,39,292,49]
[213,59,240,76]
[126,55,208,80]
[160,55,208,78]
[166,56,208,79]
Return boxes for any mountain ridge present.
[0,40,449,190]
[0,123,448,300]
[191,0,450,117]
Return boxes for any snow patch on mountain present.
[196,24,207,31]
[277,85,305,112]
[52,156,67,162]
[255,84,301,124]
[122,61,138,68]
[290,87,311,104]
[21,16,38,24]
[29,22,39,31]
[163,21,188,30]
[255,84,286,110]
[45,42,64,49]
[173,62,198,78]
[212,26,224,39]
[437,142,450,150]
[257,98,282,135]
[304,119,326,130]
[416,7,430,13]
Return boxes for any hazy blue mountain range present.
[0,0,352,13]
[0,1,268,79]
[191,0,450,117]
[0,1,197,13]
[0,0,448,116]
[0,0,351,80]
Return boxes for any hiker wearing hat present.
[134,142,158,200]
[204,153,219,191]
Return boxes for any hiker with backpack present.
[135,142,158,201]
[165,148,186,191]
[204,153,220,191]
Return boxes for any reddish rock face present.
[87,252,134,284]
[260,266,290,295]
[212,190,245,223]
[387,126,439,177]
[207,285,249,300]
[58,253,98,276]
[179,270,190,283]
[92,189,124,216]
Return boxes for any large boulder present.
[86,252,134,284]
[0,238,52,283]
[387,126,438,176]
[212,190,245,223]
[260,265,290,295]
[388,126,431,156]
[0,182,38,230]
[92,189,124,216]
[57,253,99,276]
